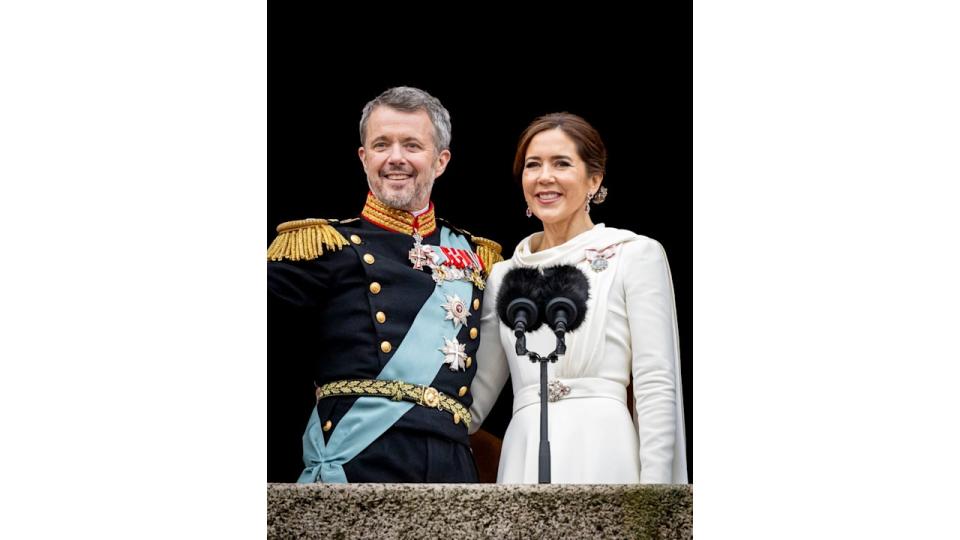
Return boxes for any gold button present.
[363,253,375,264]
[350,234,362,244]
[473,298,480,310]
[380,341,392,353]
[369,282,381,294]
[322,420,332,432]
[469,327,478,339]
[453,412,461,425]
[458,386,468,397]
[375,311,386,324]
[465,356,472,368]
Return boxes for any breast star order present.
[439,337,467,371]
[440,294,471,327]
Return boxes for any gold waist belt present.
[315,379,471,429]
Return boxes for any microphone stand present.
[514,330,566,484]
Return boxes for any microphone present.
[539,265,590,354]
[496,267,544,355]
[497,265,589,485]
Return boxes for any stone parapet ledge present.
[268,483,692,539]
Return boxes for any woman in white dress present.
[469,113,687,484]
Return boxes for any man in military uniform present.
[267,87,502,483]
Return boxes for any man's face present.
[358,106,450,212]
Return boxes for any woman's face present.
[521,128,602,226]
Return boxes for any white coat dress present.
[469,224,687,484]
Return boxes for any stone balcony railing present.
[267,483,692,539]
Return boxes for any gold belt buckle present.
[421,385,441,408]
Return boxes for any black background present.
[268,7,692,483]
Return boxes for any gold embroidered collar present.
[360,192,436,237]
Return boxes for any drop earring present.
[585,185,608,213]
[525,207,533,218]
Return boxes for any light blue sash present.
[298,227,474,483]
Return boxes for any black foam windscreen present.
[496,267,545,332]
[540,265,590,331]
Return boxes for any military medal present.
[410,239,486,289]
[408,232,434,270]
[439,337,467,371]
[468,270,486,290]
[440,294,470,327]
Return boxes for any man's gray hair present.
[359,86,452,152]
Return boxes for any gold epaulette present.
[266,218,350,261]
[471,236,504,276]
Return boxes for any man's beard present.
[371,175,435,212]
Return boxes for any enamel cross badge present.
[439,337,467,371]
